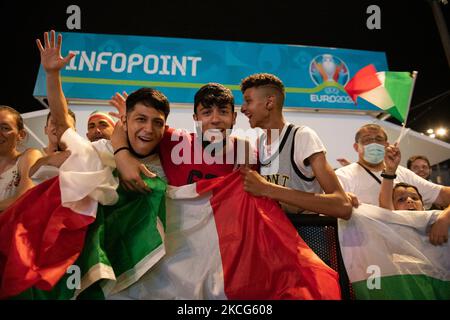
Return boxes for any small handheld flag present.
[344,64,416,124]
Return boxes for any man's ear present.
[121,114,128,131]
[232,112,237,125]
[17,129,26,142]
[353,142,360,153]
[193,113,198,121]
[265,96,275,110]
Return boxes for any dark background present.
[1,0,449,142]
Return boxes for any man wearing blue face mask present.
[335,124,450,209]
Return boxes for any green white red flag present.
[345,64,415,123]
[112,171,341,300]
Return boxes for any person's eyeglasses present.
[359,137,386,145]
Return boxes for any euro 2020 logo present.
[309,54,350,87]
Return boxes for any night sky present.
[1,0,449,142]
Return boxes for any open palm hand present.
[36,30,75,73]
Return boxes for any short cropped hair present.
[194,83,235,114]
[407,155,431,170]
[355,124,388,143]
[240,73,285,105]
[126,88,170,119]
[393,182,423,203]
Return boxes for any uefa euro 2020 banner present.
[33,32,388,112]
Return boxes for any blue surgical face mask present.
[363,143,385,164]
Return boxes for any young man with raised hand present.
[36,30,170,194]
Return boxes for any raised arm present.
[36,30,75,139]
[379,144,401,210]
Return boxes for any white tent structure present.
[22,104,450,170]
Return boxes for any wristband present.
[113,146,130,156]
[381,171,397,179]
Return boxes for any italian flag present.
[112,171,341,300]
[338,204,450,299]
[0,177,95,298]
[10,177,167,300]
[344,64,414,123]
[9,171,340,300]
[0,128,119,299]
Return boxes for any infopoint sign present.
[34,32,388,111]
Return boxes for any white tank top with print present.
[0,157,21,201]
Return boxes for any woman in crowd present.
[0,106,41,211]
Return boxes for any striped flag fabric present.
[11,177,167,300]
[0,128,118,299]
[111,171,341,300]
[344,64,414,123]
[74,178,167,298]
[0,177,95,298]
[338,204,450,299]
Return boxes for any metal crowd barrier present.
[287,213,355,300]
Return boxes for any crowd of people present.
[0,30,449,299]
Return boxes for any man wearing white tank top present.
[239,73,352,219]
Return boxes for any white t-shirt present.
[336,162,442,208]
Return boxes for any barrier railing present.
[287,213,354,300]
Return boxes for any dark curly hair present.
[194,83,234,114]
[126,88,170,119]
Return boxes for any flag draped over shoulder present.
[0,128,118,299]
[338,204,450,300]
[112,171,341,300]
[344,64,414,123]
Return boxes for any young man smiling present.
[111,83,254,188]
[86,111,115,142]
[36,30,169,194]
[239,73,352,219]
